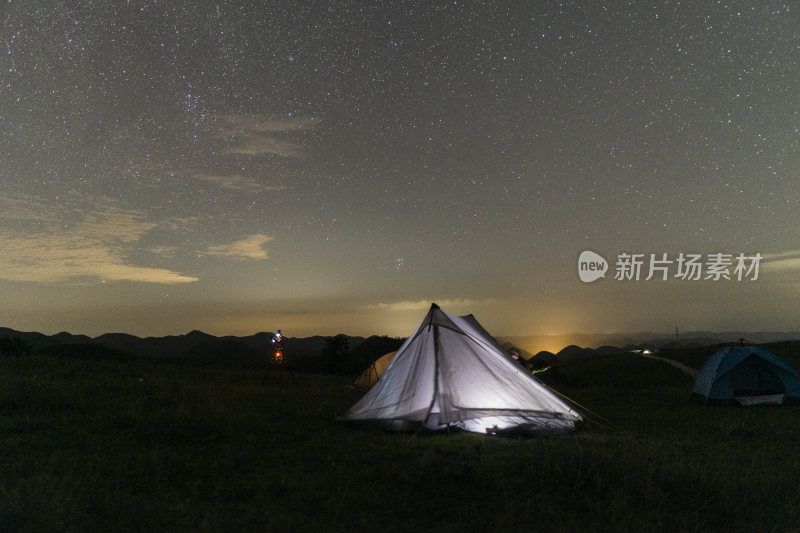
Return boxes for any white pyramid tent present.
[339,304,582,435]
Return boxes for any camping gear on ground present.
[692,345,800,405]
[340,303,582,435]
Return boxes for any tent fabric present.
[339,303,582,435]
[353,314,505,390]
[459,314,507,355]
[354,351,397,389]
[692,345,800,405]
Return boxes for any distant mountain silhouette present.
[0,327,369,365]
[3,325,799,369]
[221,332,276,349]
[501,330,800,357]
[555,345,600,362]
[283,335,330,360]
[94,332,151,355]
[0,327,71,349]
[347,335,405,372]
[37,342,137,361]
[52,331,93,344]
[595,345,625,355]
[527,350,556,371]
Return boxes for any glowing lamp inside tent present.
[456,415,577,436]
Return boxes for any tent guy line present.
[641,353,699,378]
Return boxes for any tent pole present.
[430,321,443,434]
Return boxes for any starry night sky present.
[2,1,799,339]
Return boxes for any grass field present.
[2,348,800,532]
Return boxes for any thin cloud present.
[0,205,198,284]
[761,250,800,260]
[196,174,285,194]
[225,137,303,157]
[0,194,62,224]
[215,114,318,157]
[216,114,318,134]
[369,298,498,312]
[206,234,273,259]
[762,257,800,272]
[147,245,180,258]
[759,250,800,272]
[160,216,203,231]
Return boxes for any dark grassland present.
[2,347,800,532]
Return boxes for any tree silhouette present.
[323,334,350,373]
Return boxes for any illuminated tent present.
[355,351,397,389]
[692,345,800,405]
[353,314,506,390]
[339,304,582,435]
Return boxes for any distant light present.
[643,349,652,355]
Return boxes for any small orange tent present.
[354,351,397,389]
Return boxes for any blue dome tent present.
[692,345,800,405]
